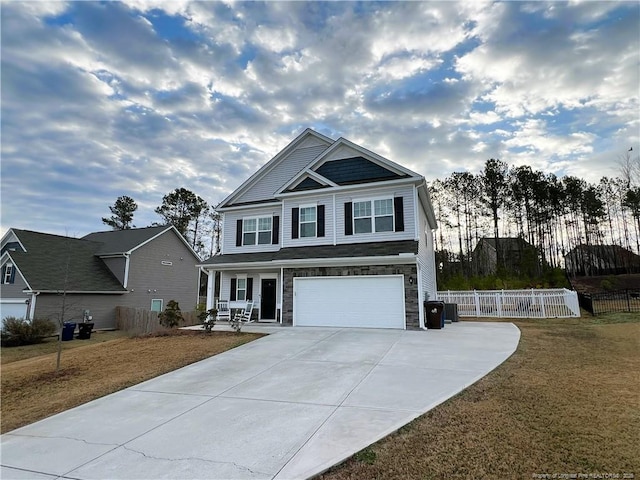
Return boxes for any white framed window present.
[299,205,317,238]
[3,264,13,284]
[236,277,247,301]
[151,299,163,312]
[353,197,394,234]
[243,217,272,245]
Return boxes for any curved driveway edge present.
[1,322,520,480]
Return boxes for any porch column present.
[206,270,216,310]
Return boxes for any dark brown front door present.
[260,279,277,320]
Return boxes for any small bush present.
[1,317,57,346]
[158,300,184,328]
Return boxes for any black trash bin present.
[444,303,459,322]
[77,322,94,340]
[61,322,76,341]
[425,301,445,329]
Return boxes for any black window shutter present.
[10,267,15,283]
[292,208,299,239]
[317,205,325,237]
[272,216,280,244]
[1,265,5,283]
[344,202,353,235]
[247,278,253,300]
[394,197,404,232]
[230,278,237,300]
[236,219,243,246]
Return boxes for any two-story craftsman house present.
[199,128,438,329]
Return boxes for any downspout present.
[123,253,131,289]
[280,266,284,324]
[28,292,40,321]
[416,263,425,330]
[413,185,420,241]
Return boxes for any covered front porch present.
[203,267,282,323]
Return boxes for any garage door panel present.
[1,301,28,320]
[293,276,405,329]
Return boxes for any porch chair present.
[233,300,255,323]
[216,300,231,322]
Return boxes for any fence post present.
[540,291,546,318]
[496,291,502,317]
[474,290,480,317]
[627,289,631,312]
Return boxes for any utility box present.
[444,303,459,322]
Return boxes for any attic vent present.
[161,261,173,266]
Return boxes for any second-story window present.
[299,206,317,238]
[243,217,272,245]
[353,198,394,234]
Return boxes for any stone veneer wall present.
[282,264,420,329]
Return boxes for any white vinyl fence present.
[436,289,580,319]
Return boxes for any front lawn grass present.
[0,329,263,433]
[319,312,640,480]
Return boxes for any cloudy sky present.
[2,1,638,239]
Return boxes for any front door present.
[260,279,277,320]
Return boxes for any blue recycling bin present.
[61,322,76,341]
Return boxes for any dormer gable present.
[277,136,421,195]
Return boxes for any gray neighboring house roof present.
[7,229,126,293]
[82,225,172,255]
[200,240,418,266]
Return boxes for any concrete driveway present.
[1,322,520,480]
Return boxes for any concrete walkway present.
[1,322,520,480]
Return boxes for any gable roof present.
[219,128,333,209]
[7,229,126,293]
[82,225,188,256]
[475,237,535,252]
[565,244,640,261]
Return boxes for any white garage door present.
[293,275,405,329]
[1,300,28,321]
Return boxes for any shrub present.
[158,300,184,328]
[198,308,217,332]
[1,317,57,346]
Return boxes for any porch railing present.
[436,289,580,318]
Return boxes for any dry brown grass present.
[320,314,640,480]
[0,330,262,433]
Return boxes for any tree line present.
[430,151,639,283]
[101,188,221,259]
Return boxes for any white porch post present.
[206,270,215,310]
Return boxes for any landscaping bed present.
[0,329,263,433]
[319,313,640,480]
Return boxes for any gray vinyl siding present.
[282,195,334,248]
[33,293,125,330]
[0,269,29,298]
[232,145,328,205]
[222,206,283,255]
[119,231,200,313]
[334,184,415,245]
[101,257,126,285]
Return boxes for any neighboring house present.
[472,237,539,276]
[0,226,200,329]
[564,244,640,276]
[199,128,438,330]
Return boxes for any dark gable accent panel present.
[394,197,404,232]
[247,277,253,300]
[272,216,280,244]
[315,157,404,185]
[292,208,299,239]
[230,278,237,301]
[317,205,325,237]
[344,202,353,235]
[236,219,243,247]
